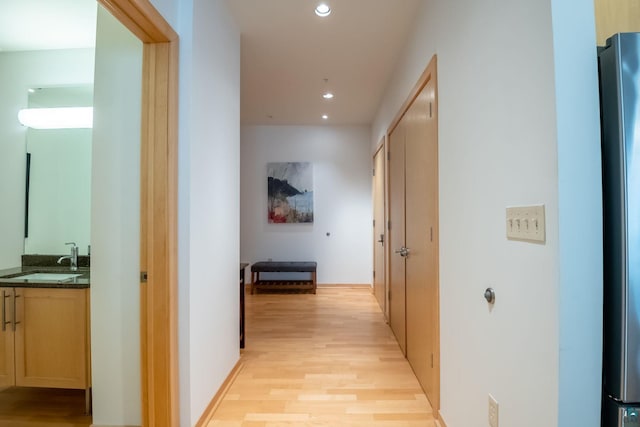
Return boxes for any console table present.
[250,261,317,294]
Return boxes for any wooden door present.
[14,288,89,389]
[373,144,386,313]
[405,75,439,409]
[388,120,407,354]
[0,288,15,388]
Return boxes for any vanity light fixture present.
[18,107,93,129]
[315,3,331,17]
[322,92,334,99]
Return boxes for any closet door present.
[388,120,407,354]
[405,78,439,409]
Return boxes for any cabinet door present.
[14,288,88,389]
[0,288,15,387]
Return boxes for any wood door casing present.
[373,143,386,313]
[388,119,407,355]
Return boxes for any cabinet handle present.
[1,290,8,332]
[12,291,20,332]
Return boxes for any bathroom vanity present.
[0,264,90,412]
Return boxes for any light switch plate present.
[506,205,545,243]
[488,394,499,427]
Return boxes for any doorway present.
[387,56,440,410]
[95,1,179,426]
[373,141,386,315]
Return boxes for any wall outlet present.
[488,394,499,427]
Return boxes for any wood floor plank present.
[0,387,90,426]
[208,287,434,426]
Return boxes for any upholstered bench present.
[250,261,317,294]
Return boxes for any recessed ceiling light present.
[322,115,329,120]
[315,3,331,17]
[322,92,334,99]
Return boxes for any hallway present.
[209,286,436,426]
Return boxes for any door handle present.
[1,290,9,332]
[377,234,384,245]
[394,247,410,257]
[12,290,20,332]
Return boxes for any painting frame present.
[267,162,314,224]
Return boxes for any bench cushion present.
[251,261,317,273]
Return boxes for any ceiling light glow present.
[315,3,331,17]
[322,114,329,120]
[323,92,334,99]
[18,107,93,129]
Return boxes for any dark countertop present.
[0,266,90,289]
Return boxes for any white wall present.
[550,0,603,424]
[372,1,601,427]
[240,126,372,284]
[0,49,94,270]
[177,0,241,425]
[90,6,142,426]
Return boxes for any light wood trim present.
[383,134,390,322]
[594,0,640,46]
[429,55,441,413]
[372,139,387,313]
[194,361,244,427]
[437,411,448,427]
[97,1,179,426]
[99,0,177,43]
[387,55,438,136]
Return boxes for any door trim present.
[372,140,387,317]
[97,1,179,426]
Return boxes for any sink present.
[14,273,83,281]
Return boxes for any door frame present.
[386,55,440,415]
[97,1,179,426]
[372,138,387,317]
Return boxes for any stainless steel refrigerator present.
[601,32,640,427]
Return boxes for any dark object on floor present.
[250,262,317,294]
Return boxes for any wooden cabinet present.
[0,288,15,388]
[595,0,640,46]
[0,287,90,390]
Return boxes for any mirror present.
[23,85,92,255]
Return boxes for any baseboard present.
[317,283,372,289]
[437,410,448,427]
[91,425,139,427]
[194,359,244,427]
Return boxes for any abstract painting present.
[267,162,314,223]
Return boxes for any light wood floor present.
[0,387,91,427]
[209,286,436,426]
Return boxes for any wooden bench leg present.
[251,271,256,294]
[312,271,317,294]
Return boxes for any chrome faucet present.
[57,242,78,271]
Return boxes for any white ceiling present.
[226,0,423,125]
[0,0,97,52]
[0,0,422,126]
